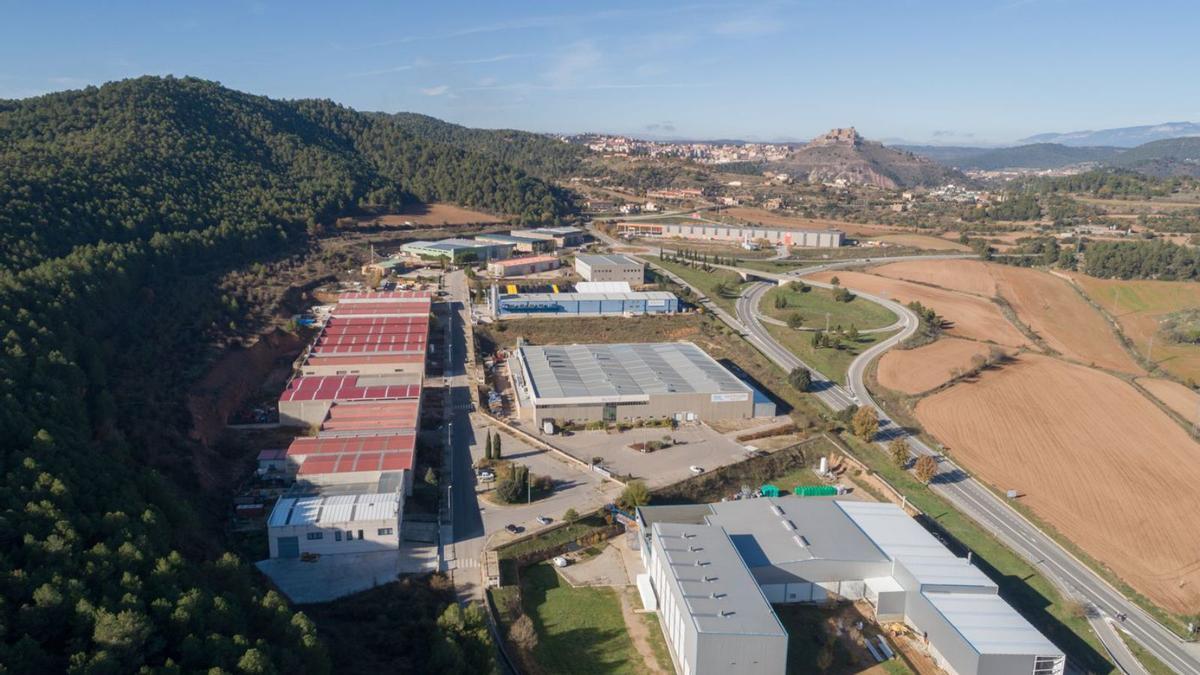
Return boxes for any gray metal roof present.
[268,492,398,527]
[503,291,675,302]
[576,253,642,268]
[518,342,750,404]
[836,501,995,589]
[924,592,1062,657]
[706,497,890,568]
[654,522,787,637]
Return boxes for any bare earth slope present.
[877,338,1002,395]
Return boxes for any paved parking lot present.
[470,418,621,548]
[255,542,438,604]
[546,424,751,488]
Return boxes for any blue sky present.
[2,1,1198,144]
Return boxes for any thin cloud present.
[544,41,600,87]
[349,53,530,78]
[420,85,450,96]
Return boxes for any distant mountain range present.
[900,135,1200,178]
[1018,122,1200,148]
[770,127,968,189]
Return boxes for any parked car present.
[689,465,705,474]
[536,516,552,525]
[552,556,570,568]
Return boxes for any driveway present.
[547,424,751,489]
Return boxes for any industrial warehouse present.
[488,285,679,318]
[574,252,645,284]
[617,221,845,248]
[510,341,773,426]
[636,497,1065,675]
[486,254,560,277]
[265,290,432,561]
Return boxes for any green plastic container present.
[793,485,838,497]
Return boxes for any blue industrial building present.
[492,290,679,317]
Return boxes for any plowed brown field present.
[877,338,1009,395]
[872,259,998,297]
[916,354,1200,614]
[804,270,1029,347]
[991,266,1142,374]
[1138,377,1200,423]
[867,261,1141,374]
[1068,273,1200,383]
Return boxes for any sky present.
[2,0,1198,145]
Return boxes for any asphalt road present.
[590,222,1200,674]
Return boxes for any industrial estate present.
[11,63,1200,675]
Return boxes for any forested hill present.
[0,76,563,672]
[0,76,574,270]
[386,112,586,178]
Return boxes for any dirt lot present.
[369,202,504,226]
[804,270,1029,347]
[1138,377,1200,423]
[1068,273,1200,383]
[915,353,1200,614]
[877,338,1005,395]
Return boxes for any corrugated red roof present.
[279,375,421,402]
[304,353,426,367]
[332,302,431,317]
[320,401,420,432]
[316,333,427,348]
[338,291,432,301]
[296,450,414,475]
[286,434,416,457]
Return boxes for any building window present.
[358,529,364,540]
[335,531,342,541]
[346,530,353,540]
[378,528,394,536]
[306,532,323,540]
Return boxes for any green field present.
[838,434,1116,674]
[519,564,645,674]
[766,323,895,385]
[762,284,897,329]
[642,255,750,314]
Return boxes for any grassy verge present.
[631,588,674,672]
[761,284,897,329]
[1118,629,1177,675]
[518,564,645,674]
[837,433,1117,674]
[765,322,895,385]
[641,255,749,315]
[496,514,611,561]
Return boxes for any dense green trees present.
[1083,239,1200,280]
[0,76,573,671]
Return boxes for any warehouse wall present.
[278,400,333,428]
[531,390,754,426]
[268,518,400,558]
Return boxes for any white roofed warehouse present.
[511,341,775,426]
[574,253,645,284]
[267,491,401,559]
[636,497,1066,675]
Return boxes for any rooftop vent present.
[720,610,735,617]
[793,534,810,548]
[770,505,784,516]
[780,519,796,532]
[703,575,717,583]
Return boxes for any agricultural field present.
[874,233,971,251]
[803,270,1029,347]
[1137,377,1200,425]
[1067,273,1200,383]
[868,261,1141,374]
[876,338,1010,395]
[761,284,898,330]
[915,353,1200,615]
